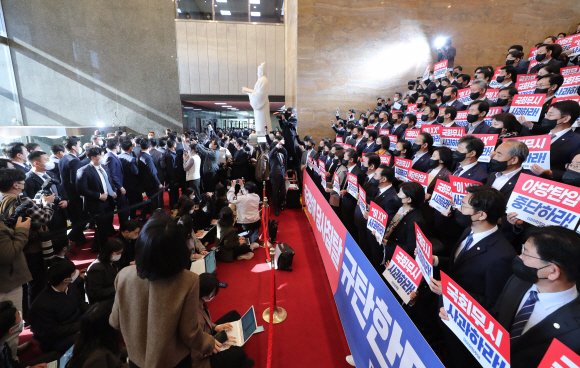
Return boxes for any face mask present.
[466,113,480,123]
[378,117,384,123]
[333,158,339,164]
[377,102,382,107]
[511,256,549,284]
[305,145,311,150]
[535,53,547,62]
[534,87,549,94]
[395,196,404,206]
[417,102,424,109]
[112,254,122,262]
[417,88,424,93]
[505,59,515,66]
[360,165,368,173]
[452,151,467,162]
[412,143,422,152]
[489,158,509,172]
[402,105,408,111]
[341,159,349,166]
[351,134,357,140]
[428,98,437,104]
[394,97,399,102]
[318,146,323,152]
[540,118,558,131]
[455,211,477,228]
[563,170,580,186]
[390,118,398,125]
[496,98,509,107]
[71,269,79,283]
[421,114,429,122]
[428,159,440,169]
[441,95,451,104]
[369,177,380,186]
[98,158,106,166]
[408,85,414,90]
[393,149,401,157]
[436,116,445,124]
[452,72,459,77]
[44,161,55,171]
[496,76,506,84]
[328,152,335,159]
[469,92,481,101]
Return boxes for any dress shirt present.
[425,119,437,125]
[377,184,392,196]
[91,162,109,196]
[443,121,456,127]
[11,161,28,169]
[516,284,578,334]
[501,81,513,88]
[467,120,485,134]
[355,137,364,147]
[456,161,478,176]
[412,151,428,165]
[226,187,260,223]
[454,226,498,259]
[491,167,522,191]
[551,128,572,143]
[445,99,458,107]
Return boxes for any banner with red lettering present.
[312,157,318,173]
[415,224,433,284]
[434,60,448,79]
[556,33,580,57]
[415,112,423,126]
[555,73,580,98]
[489,67,504,89]
[384,246,422,304]
[336,136,343,145]
[343,143,353,150]
[367,201,388,240]
[485,89,499,102]
[430,179,453,216]
[405,129,421,145]
[358,185,367,214]
[506,173,580,229]
[379,129,389,136]
[379,154,391,165]
[561,65,580,76]
[407,103,418,115]
[451,175,483,209]
[484,107,502,126]
[388,134,398,151]
[441,272,510,368]
[307,156,313,171]
[394,157,413,181]
[422,124,442,146]
[516,73,537,83]
[318,159,326,187]
[509,94,547,122]
[471,134,498,163]
[333,172,340,193]
[537,339,580,368]
[515,79,537,95]
[347,173,358,197]
[407,169,429,192]
[441,126,465,150]
[528,47,538,72]
[458,88,472,105]
[504,135,551,170]
[455,110,469,127]
[422,64,431,82]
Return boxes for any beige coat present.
[192,302,215,368]
[110,266,215,368]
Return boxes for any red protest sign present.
[454,110,469,127]
[415,223,433,283]
[506,173,580,229]
[537,339,580,368]
[394,157,412,182]
[484,107,502,126]
[387,134,398,151]
[489,67,504,89]
[336,136,343,144]
[434,60,448,79]
[441,126,465,150]
[421,124,442,146]
[384,246,422,304]
[441,271,510,368]
[458,88,472,105]
[430,179,453,216]
[516,73,537,83]
[407,169,429,192]
[556,33,580,57]
[379,129,389,136]
[555,72,580,98]
[561,65,580,76]
[422,64,431,82]
[450,175,483,209]
[471,134,498,163]
[509,94,547,122]
[404,129,421,144]
[332,173,340,193]
[485,88,499,101]
[357,185,366,214]
[379,154,391,165]
[367,201,388,239]
[407,103,418,115]
[504,135,551,170]
[515,78,537,95]
[347,173,358,197]
[318,159,326,181]
[528,47,538,61]
[552,96,580,104]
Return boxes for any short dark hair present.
[500,65,518,80]
[418,132,434,151]
[166,140,176,149]
[199,273,220,299]
[443,106,458,120]
[399,182,425,209]
[120,139,133,152]
[27,150,47,164]
[139,138,151,150]
[366,129,377,141]
[492,113,519,133]
[508,45,524,52]
[106,138,119,150]
[63,136,80,151]
[558,32,567,38]
[0,159,12,169]
[377,164,395,183]
[397,139,414,159]
[5,142,26,159]
[538,43,562,59]
[404,114,417,125]
[98,238,124,264]
[425,103,439,118]
[465,186,506,224]
[471,100,490,115]
[218,206,235,228]
[25,143,40,153]
[0,168,25,192]
[345,148,358,163]
[538,73,565,90]
[551,100,580,125]
[545,36,557,43]
[394,112,404,120]
[243,181,257,194]
[434,147,453,170]
[50,144,64,155]
[135,213,190,281]
[456,73,471,84]
[453,66,463,71]
[0,300,17,337]
[458,135,485,158]
[527,226,580,282]
[90,135,99,142]
[86,146,102,159]
[447,86,459,97]
[538,63,560,75]
[47,259,77,286]
[158,139,167,147]
[365,152,381,170]
[499,86,518,98]
[149,138,158,147]
[120,219,141,233]
[508,50,524,60]
[476,69,493,81]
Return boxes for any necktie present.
[510,291,539,339]
[550,134,557,142]
[98,167,115,196]
[453,166,463,176]
[455,233,474,260]
[42,174,58,196]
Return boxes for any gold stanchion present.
[262,239,288,324]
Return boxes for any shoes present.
[250,242,260,251]
[17,341,32,355]
[237,252,254,260]
[346,355,356,366]
[275,211,280,216]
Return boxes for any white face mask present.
[70,269,79,283]
[394,97,399,102]
[98,158,106,166]
[44,161,55,171]
[189,209,194,214]
[111,254,122,262]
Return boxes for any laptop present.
[190,249,216,275]
[221,306,258,351]
[239,230,260,246]
[47,344,74,368]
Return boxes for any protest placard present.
[430,179,453,216]
[384,246,422,304]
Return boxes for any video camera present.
[2,202,32,228]
[37,177,62,206]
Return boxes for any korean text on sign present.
[405,129,420,145]
[394,157,412,182]
[471,134,498,163]
[451,175,483,209]
[504,135,550,170]
[509,94,547,122]
[358,185,367,215]
[383,246,422,304]
[347,173,358,197]
[422,124,442,146]
[537,339,580,368]
[434,60,448,79]
[442,126,465,150]
[387,134,398,152]
[367,201,388,240]
[333,173,341,194]
[430,179,453,216]
[415,223,433,284]
[407,169,429,193]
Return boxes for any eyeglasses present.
[460,201,473,211]
[566,163,580,170]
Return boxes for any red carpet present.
[18,195,352,367]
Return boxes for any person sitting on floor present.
[215,207,254,262]
[173,198,195,221]
[194,273,255,368]
[177,214,209,260]
[227,180,261,231]
[116,220,141,270]
[29,260,89,353]
[0,301,46,368]
[86,239,124,304]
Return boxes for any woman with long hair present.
[85,239,124,304]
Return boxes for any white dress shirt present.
[377,184,392,196]
[551,128,572,143]
[412,151,427,165]
[517,284,578,334]
[218,147,232,165]
[491,167,522,191]
[454,226,498,259]
[91,162,109,196]
[226,187,261,224]
[456,161,478,176]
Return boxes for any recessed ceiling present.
[184,101,285,111]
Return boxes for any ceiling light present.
[250,0,260,4]
[220,10,231,15]
[223,105,232,107]
[214,103,226,105]
[216,0,227,2]
[251,11,260,16]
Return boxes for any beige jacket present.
[110,266,215,368]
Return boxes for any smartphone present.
[219,282,228,288]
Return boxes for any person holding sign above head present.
[452,135,489,184]
[438,106,460,127]
[411,132,433,173]
[340,148,364,242]
[429,186,516,368]
[529,100,580,182]
[488,227,580,368]
[466,100,492,134]
[518,73,564,135]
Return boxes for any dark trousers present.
[50,332,77,353]
[188,179,201,200]
[210,311,251,368]
[203,171,218,193]
[23,252,46,317]
[116,191,129,225]
[233,244,252,258]
[240,220,261,231]
[91,198,115,252]
[139,187,159,220]
[341,197,358,243]
[66,198,87,242]
[168,182,181,207]
[125,189,143,220]
[270,174,286,211]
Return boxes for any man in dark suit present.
[362,129,378,155]
[279,107,298,169]
[451,135,489,184]
[376,111,392,133]
[269,139,288,216]
[464,99,491,135]
[103,138,128,226]
[59,136,87,245]
[507,50,530,75]
[164,140,179,207]
[438,106,460,127]
[118,139,141,220]
[411,132,433,173]
[529,43,562,74]
[49,144,64,178]
[390,112,408,141]
[354,153,381,261]
[230,138,249,180]
[5,142,30,174]
[487,227,580,368]
[430,186,516,368]
[441,86,466,112]
[529,100,580,182]
[331,120,348,142]
[519,74,565,137]
[76,146,118,252]
[149,138,166,209]
[137,138,163,220]
[349,126,367,156]
[365,165,400,271]
[339,149,365,240]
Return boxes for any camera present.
[2,202,32,228]
[39,177,62,206]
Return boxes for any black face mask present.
[370,177,380,186]
[496,98,509,107]
[563,170,580,186]
[377,102,382,107]
[452,72,459,77]
[318,146,323,152]
[351,134,357,140]
[535,53,547,62]
[378,117,384,123]
[540,118,558,131]
[393,149,402,157]
[437,116,445,124]
[305,145,311,150]
[534,87,549,94]
[488,127,503,135]
[342,159,349,166]
[402,105,408,111]
[421,114,429,122]
[417,102,424,109]
[391,118,398,125]
[466,114,480,123]
[489,158,508,172]
[496,76,505,84]
[408,85,414,90]
[412,143,422,152]
[469,92,481,101]
[328,152,335,159]
[428,159,440,169]
[429,98,437,104]
[417,89,424,94]
[452,151,467,162]
[511,257,549,284]
[333,158,339,164]
[505,59,515,66]
[455,211,477,228]
[441,95,451,104]
[360,165,369,173]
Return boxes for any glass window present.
[176,0,214,20]
[176,0,284,24]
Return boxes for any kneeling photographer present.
[227,179,261,231]
[0,168,55,319]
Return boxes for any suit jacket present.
[465,120,491,134]
[550,130,580,182]
[412,152,432,173]
[332,126,348,142]
[426,167,452,194]
[362,142,378,155]
[438,227,516,310]
[118,152,140,191]
[149,148,166,184]
[384,208,424,260]
[515,60,531,75]
[377,122,392,134]
[445,99,466,112]
[12,163,29,174]
[164,150,178,182]
[138,151,161,190]
[231,148,249,179]
[354,138,369,156]
[24,170,67,200]
[529,58,561,74]
[58,153,82,200]
[103,151,124,191]
[391,124,408,141]
[493,276,580,368]
[340,165,364,206]
[110,266,215,368]
[76,164,117,213]
[86,259,119,304]
[269,146,288,178]
[458,162,488,184]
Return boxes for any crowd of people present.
[0,118,307,367]
[307,24,580,368]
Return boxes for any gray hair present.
[473,79,488,91]
[503,140,529,165]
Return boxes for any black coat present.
[549,129,580,182]
[138,151,161,190]
[86,259,119,304]
[231,148,249,180]
[58,153,83,200]
[457,162,489,184]
[118,152,140,191]
[24,170,67,200]
[391,124,408,141]
[411,152,432,173]
[149,148,166,184]
[76,164,117,213]
[384,208,425,261]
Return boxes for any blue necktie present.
[455,233,474,260]
[98,167,115,196]
[510,291,539,339]
[453,166,463,176]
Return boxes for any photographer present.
[277,107,298,169]
[227,180,261,231]
[0,168,55,315]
